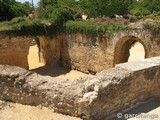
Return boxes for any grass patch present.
[0,7,73,37]
[0,17,58,37]
[143,15,160,20]
[65,20,129,35]
[143,23,160,32]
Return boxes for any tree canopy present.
[0,0,31,21]
[130,0,160,16]
[38,0,57,8]
[1,0,160,22]
[78,0,136,17]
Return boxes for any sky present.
[16,0,39,6]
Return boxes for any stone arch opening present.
[128,41,145,62]
[27,37,45,70]
[113,36,148,66]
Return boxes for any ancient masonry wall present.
[0,34,33,69]
[39,35,63,66]
[63,30,160,73]
[0,57,160,120]
[1,28,160,73]
[61,33,112,73]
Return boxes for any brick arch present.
[113,36,148,66]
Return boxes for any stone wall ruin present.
[0,57,160,120]
[1,25,160,74]
[1,19,160,120]
[0,34,33,69]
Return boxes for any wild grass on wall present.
[65,20,129,35]
[143,23,160,33]
[0,7,130,37]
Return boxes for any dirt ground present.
[113,99,160,120]
[28,45,93,80]
[0,42,148,120]
[28,45,45,70]
[0,100,81,120]
[0,45,88,120]
[28,42,144,79]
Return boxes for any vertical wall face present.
[113,36,148,65]
[61,33,114,73]
[39,35,63,66]
[0,34,33,69]
[60,31,160,73]
[149,33,160,57]
[0,29,160,74]
[88,58,160,120]
[112,29,160,67]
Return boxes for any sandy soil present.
[0,100,81,120]
[0,45,88,120]
[112,99,160,120]
[28,42,144,80]
[28,45,93,80]
[128,100,160,120]
[28,45,45,70]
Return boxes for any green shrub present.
[38,6,73,26]
[0,7,74,37]
[143,15,160,20]
[156,11,160,16]
[131,8,150,16]
[0,6,130,37]
[143,23,160,32]
[65,21,128,35]
[130,8,141,16]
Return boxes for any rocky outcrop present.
[0,57,160,120]
[0,64,88,117]
[82,57,160,120]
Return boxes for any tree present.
[0,0,31,21]
[130,0,160,16]
[0,0,14,21]
[37,0,80,20]
[79,0,137,17]
[38,0,80,10]
[11,2,31,16]
[57,0,80,10]
[38,0,58,8]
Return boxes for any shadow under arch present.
[113,36,148,66]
